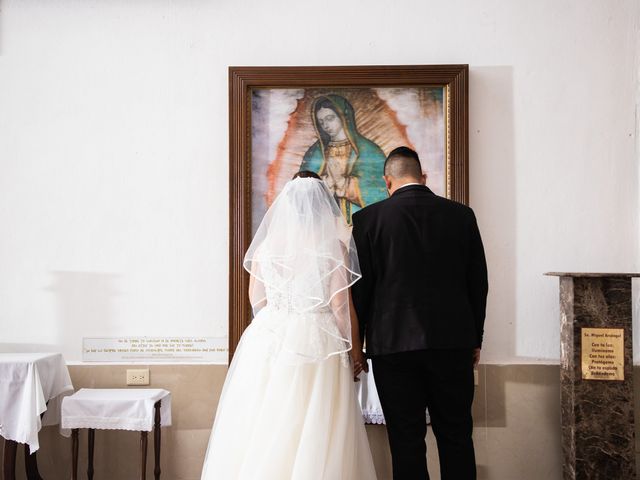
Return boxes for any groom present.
[352,146,488,479]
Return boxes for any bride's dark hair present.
[292,170,321,180]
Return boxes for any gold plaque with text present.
[581,328,624,381]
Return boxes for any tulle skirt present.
[201,306,377,480]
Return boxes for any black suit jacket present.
[351,184,488,356]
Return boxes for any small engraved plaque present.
[581,328,624,381]
[83,336,228,364]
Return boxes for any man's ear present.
[383,175,392,191]
[421,173,427,185]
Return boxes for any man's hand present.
[350,348,369,381]
[472,348,481,368]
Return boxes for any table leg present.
[2,439,17,480]
[24,406,47,480]
[71,430,79,480]
[140,431,148,480]
[87,429,95,480]
[153,401,161,480]
[24,444,43,480]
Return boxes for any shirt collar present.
[392,182,428,196]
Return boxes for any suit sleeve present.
[467,209,488,348]
[351,212,374,343]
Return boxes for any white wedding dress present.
[201,178,377,480]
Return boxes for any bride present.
[201,171,377,479]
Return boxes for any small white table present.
[62,389,171,480]
[0,353,74,480]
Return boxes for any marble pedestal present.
[547,273,639,480]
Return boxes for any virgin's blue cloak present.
[299,94,388,222]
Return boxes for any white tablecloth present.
[356,359,430,425]
[356,360,386,424]
[62,388,172,431]
[0,353,74,451]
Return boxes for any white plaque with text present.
[82,337,228,364]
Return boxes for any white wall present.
[0,0,638,363]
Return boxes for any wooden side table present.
[70,401,162,480]
[62,388,171,480]
[0,353,74,480]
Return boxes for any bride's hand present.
[350,348,368,382]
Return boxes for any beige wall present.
[10,363,634,480]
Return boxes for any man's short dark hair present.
[384,146,423,178]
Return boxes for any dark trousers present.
[372,349,476,480]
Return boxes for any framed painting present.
[229,65,468,359]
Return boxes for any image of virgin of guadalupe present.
[299,94,388,223]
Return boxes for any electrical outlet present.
[473,368,479,386]
[126,369,150,386]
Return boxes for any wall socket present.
[126,368,150,386]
